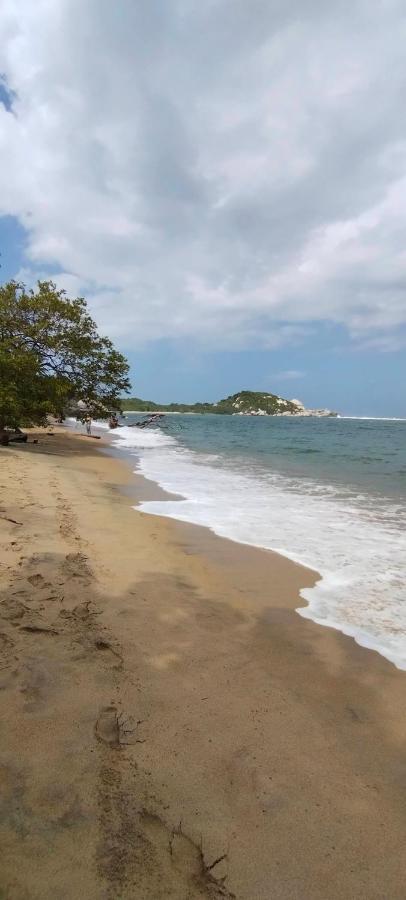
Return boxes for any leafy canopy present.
[0,279,130,427]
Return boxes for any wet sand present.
[1,429,406,899]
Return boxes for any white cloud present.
[271,370,306,381]
[1,0,406,349]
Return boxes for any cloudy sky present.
[1,0,406,414]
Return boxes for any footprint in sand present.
[94,638,123,668]
[19,660,50,711]
[0,631,15,657]
[95,706,121,749]
[0,632,16,684]
[0,597,29,622]
[10,541,23,552]
[27,574,45,587]
[62,552,93,584]
[65,551,89,565]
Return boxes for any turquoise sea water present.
[154,414,406,500]
[94,414,406,669]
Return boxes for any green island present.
[121,391,337,417]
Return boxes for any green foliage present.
[121,396,215,413]
[121,396,162,412]
[121,391,298,415]
[215,391,298,414]
[0,280,130,428]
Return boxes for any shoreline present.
[1,428,406,898]
[83,419,322,600]
[101,430,320,603]
[99,420,406,672]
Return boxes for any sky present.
[1,0,406,416]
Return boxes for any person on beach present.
[85,415,92,436]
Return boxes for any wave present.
[339,416,406,422]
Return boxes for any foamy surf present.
[102,421,406,672]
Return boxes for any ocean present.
[93,413,406,670]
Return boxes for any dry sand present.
[1,429,406,899]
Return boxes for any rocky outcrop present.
[227,393,337,417]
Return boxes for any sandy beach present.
[1,429,406,899]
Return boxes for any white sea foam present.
[103,423,406,670]
[339,416,406,421]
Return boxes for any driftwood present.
[0,429,28,445]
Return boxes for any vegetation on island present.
[121,390,301,415]
[0,280,130,435]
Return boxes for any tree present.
[0,279,131,431]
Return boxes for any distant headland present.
[121,391,337,417]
